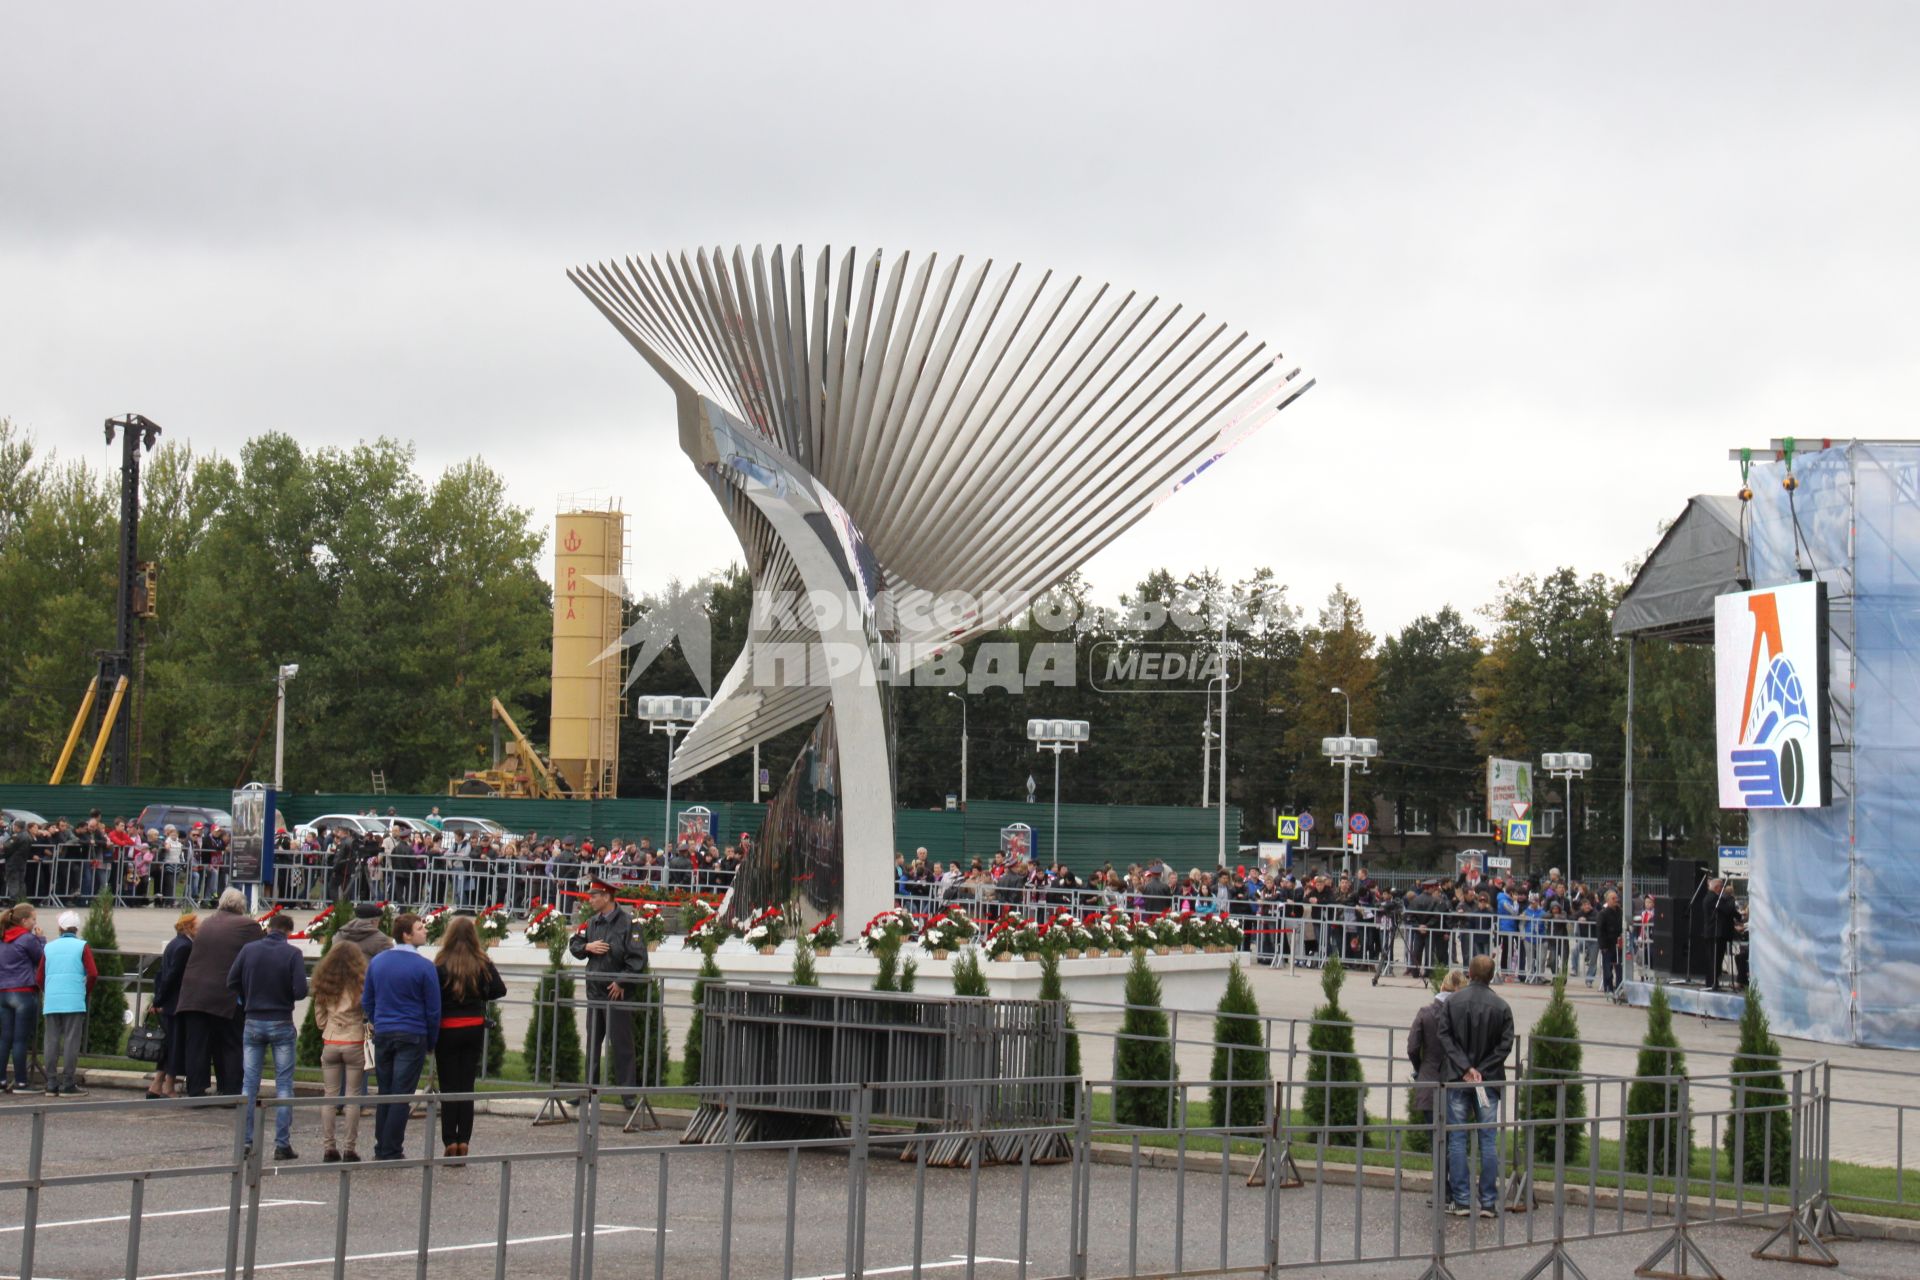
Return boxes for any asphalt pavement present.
[4,1091,1916,1280]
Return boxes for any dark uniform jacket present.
[567,906,650,998]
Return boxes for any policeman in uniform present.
[569,879,652,1105]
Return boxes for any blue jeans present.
[1445,1085,1502,1209]
[242,1019,298,1150]
[0,991,36,1087]
[373,1031,429,1160]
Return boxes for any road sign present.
[1487,758,1534,823]
[1299,812,1316,832]
[1487,855,1513,870]
[1505,819,1532,846]
[1718,845,1750,879]
[1277,815,1300,841]
[1349,812,1370,835]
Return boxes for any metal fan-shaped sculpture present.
[572,245,1313,924]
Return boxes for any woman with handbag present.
[146,911,198,1098]
[433,915,506,1162]
[310,942,370,1162]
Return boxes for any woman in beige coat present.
[309,943,370,1161]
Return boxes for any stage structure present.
[572,245,1314,927]
[1613,440,1920,1049]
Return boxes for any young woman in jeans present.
[0,904,47,1092]
[433,916,506,1161]
[309,943,370,1161]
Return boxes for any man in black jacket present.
[569,879,651,1107]
[228,913,308,1160]
[1706,879,1740,991]
[1596,891,1624,994]
[1435,954,1515,1216]
[2,821,32,903]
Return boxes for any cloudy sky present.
[5,3,1915,634]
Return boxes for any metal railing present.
[0,1062,1842,1280]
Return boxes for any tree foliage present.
[1518,967,1586,1164]
[1625,984,1690,1176]
[82,889,126,1054]
[1208,960,1267,1130]
[681,947,721,1087]
[1725,985,1791,1186]
[951,948,990,997]
[1034,949,1079,1075]
[1114,949,1175,1127]
[1303,957,1366,1146]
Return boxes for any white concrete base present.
[641,942,1241,1009]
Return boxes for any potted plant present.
[807,915,841,957]
[1207,912,1245,953]
[421,905,454,944]
[919,909,976,959]
[743,905,788,955]
[477,903,513,947]
[1149,912,1180,956]
[631,901,667,950]
[985,916,1023,962]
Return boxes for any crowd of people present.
[893,849,1653,991]
[1,864,661,1155]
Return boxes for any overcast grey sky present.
[5,2,1915,634]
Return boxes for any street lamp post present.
[636,695,711,853]
[1542,752,1593,886]
[1027,719,1089,869]
[947,691,968,808]
[1322,687,1376,877]
[274,664,299,790]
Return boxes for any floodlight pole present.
[274,664,299,791]
[1546,754,1590,887]
[1331,687,1353,876]
[947,691,968,808]
[654,721,686,852]
[1217,611,1229,870]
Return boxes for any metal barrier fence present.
[0,1063,1842,1280]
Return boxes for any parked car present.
[0,807,48,829]
[293,813,391,843]
[135,803,288,836]
[440,816,519,846]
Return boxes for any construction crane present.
[50,414,161,785]
[448,697,568,799]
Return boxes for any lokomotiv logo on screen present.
[1714,580,1827,809]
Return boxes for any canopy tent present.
[1612,444,1920,1049]
[1611,495,1745,642]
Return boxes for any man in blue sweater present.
[228,912,309,1160]
[363,912,439,1161]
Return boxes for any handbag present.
[127,1022,167,1063]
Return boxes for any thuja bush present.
[1209,960,1268,1131]
[682,946,722,1087]
[1303,957,1366,1147]
[83,890,127,1055]
[1113,949,1175,1127]
[1036,949,1081,1076]
[1725,984,1792,1187]
[1518,967,1587,1165]
[1625,984,1691,1176]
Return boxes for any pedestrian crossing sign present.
[1277,815,1300,842]
[1505,819,1532,846]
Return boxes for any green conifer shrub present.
[1518,967,1586,1164]
[83,890,127,1055]
[1725,985,1791,1186]
[1303,957,1367,1147]
[1624,984,1691,1176]
[1208,960,1268,1130]
[1113,949,1175,1127]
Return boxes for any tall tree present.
[1282,586,1378,825]
[1375,607,1483,846]
[1474,569,1625,877]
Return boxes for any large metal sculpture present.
[571,246,1313,927]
